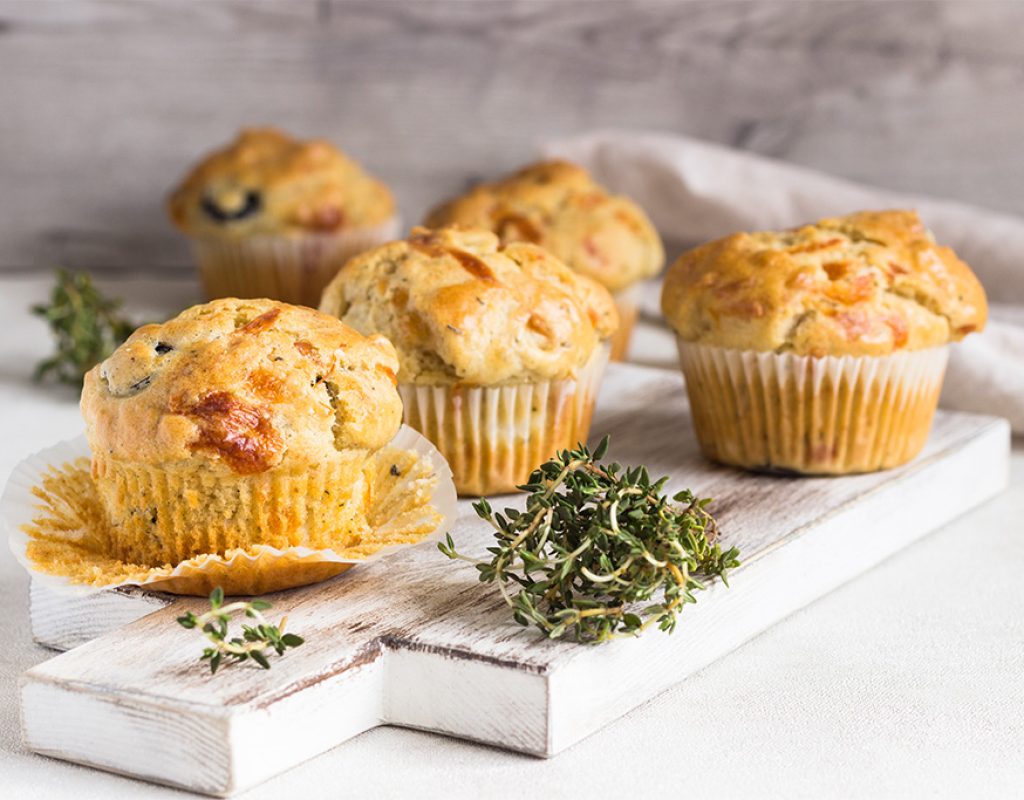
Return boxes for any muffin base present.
[676,340,949,475]
[609,283,642,361]
[11,427,456,596]
[400,345,610,495]
[190,217,400,308]
[92,452,371,566]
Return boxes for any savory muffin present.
[661,210,987,474]
[320,225,618,494]
[168,128,399,306]
[424,160,662,360]
[81,298,403,566]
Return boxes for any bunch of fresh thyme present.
[31,268,136,387]
[177,588,304,673]
[440,437,740,644]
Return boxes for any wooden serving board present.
[20,363,1010,797]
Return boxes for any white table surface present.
[2,276,1022,799]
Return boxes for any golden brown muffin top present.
[168,128,396,238]
[661,210,988,357]
[424,160,664,293]
[319,226,618,385]
[81,298,402,472]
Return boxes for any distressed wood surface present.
[1,0,1024,275]
[20,363,1011,796]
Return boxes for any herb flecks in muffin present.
[177,587,304,674]
[32,269,137,388]
[439,437,740,644]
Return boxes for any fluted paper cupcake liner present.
[400,344,611,495]
[189,216,400,307]
[609,282,642,361]
[676,340,949,475]
[3,425,457,597]
[90,451,371,566]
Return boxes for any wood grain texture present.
[1,1,1023,274]
[20,363,1011,795]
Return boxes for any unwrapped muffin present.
[169,128,398,307]
[81,298,403,566]
[661,210,987,474]
[424,160,662,360]
[320,225,618,494]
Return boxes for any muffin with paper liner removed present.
[11,298,456,596]
[424,160,662,360]
[661,210,988,474]
[169,128,398,307]
[320,226,618,495]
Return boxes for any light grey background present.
[2,0,1024,275]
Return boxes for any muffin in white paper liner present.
[609,282,642,361]
[676,340,950,475]
[3,425,456,597]
[190,216,400,307]
[400,343,611,496]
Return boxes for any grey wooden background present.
[2,0,1023,276]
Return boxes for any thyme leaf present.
[440,436,740,644]
[177,587,304,674]
[31,268,136,387]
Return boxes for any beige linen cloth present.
[542,131,1024,433]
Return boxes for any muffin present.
[80,298,404,566]
[168,128,399,307]
[319,225,618,494]
[661,210,988,474]
[424,160,662,360]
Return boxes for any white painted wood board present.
[19,363,1011,796]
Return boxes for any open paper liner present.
[676,340,949,475]
[609,282,642,362]
[399,343,610,496]
[189,215,401,308]
[3,425,457,597]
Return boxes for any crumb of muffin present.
[319,225,619,385]
[661,209,988,357]
[168,127,395,237]
[424,160,664,292]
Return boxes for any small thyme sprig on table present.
[176,588,304,674]
[439,437,740,644]
[31,268,136,387]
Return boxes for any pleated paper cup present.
[609,282,642,361]
[3,425,457,597]
[400,344,611,496]
[676,340,949,475]
[90,452,371,567]
[189,216,400,308]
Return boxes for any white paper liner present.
[609,282,642,361]
[189,216,401,307]
[3,424,456,597]
[399,343,611,495]
[676,340,950,474]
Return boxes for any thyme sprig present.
[31,268,136,387]
[176,588,304,674]
[440,437,740,644]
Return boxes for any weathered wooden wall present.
[2,0,1023,275]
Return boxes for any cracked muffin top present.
[81,299,402,472]
[661,210,988,357]
[318,226,618,385]
[168,128,395,238]
[423,160,663,293]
